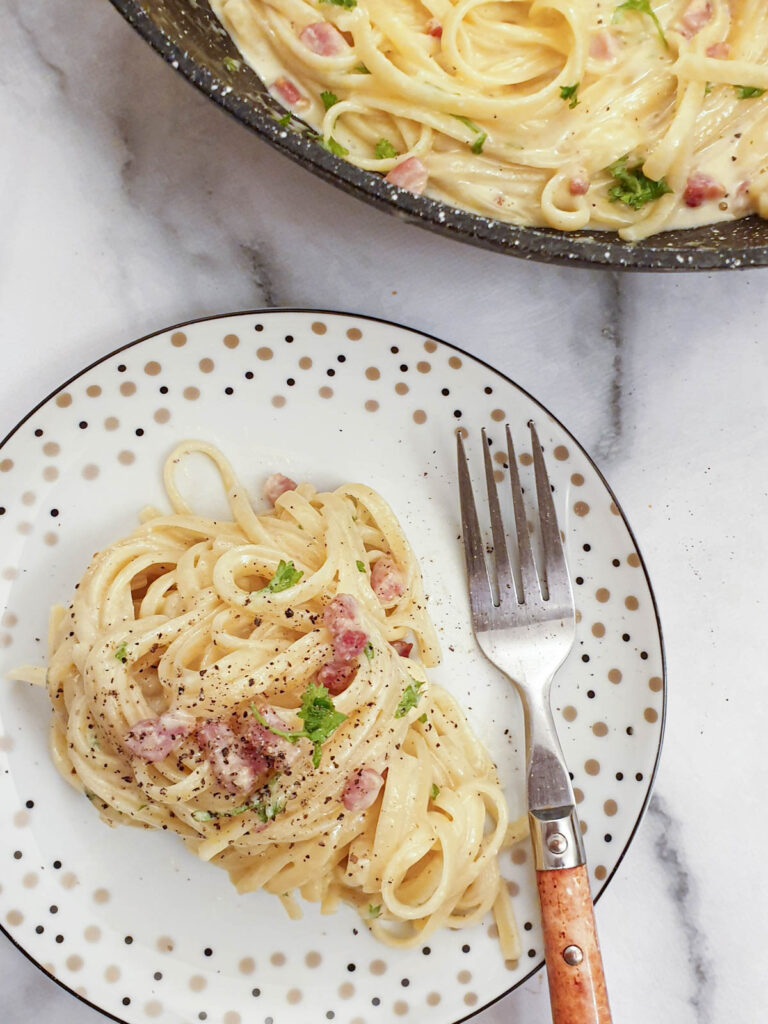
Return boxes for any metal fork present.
[457,421,612,1024]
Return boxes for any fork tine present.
[481,428,517,605]
[528,420,570,604]
[505,425,542,604]
[456,431,494,628]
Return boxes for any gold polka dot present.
[585,758,600,775]
[625,595,639,611]
[0,633,11,647]
[627,552,641,567]
[145,1001,163,1018]
[604,799,618,817]
[22,873,37,889]
[43,442,60,456]
[156,935,174,952]
[305,952,322,968]
[610,501,619,516]
[270,952,286,967]
[649,675,663,692]
[93,888,110,904]
[66,955,83,972]
[171,331,187,347]
[286,990,302,1005]
[61,872,78,889]
[574,787,584,804]
[44,532,58,546]
[2,612,16,627]
[487,923,499,939]
[238,957,255,974]
[424,339,437,353]
[119,382,136,397]
[199,358,214,373]
[519,452,533,466]
[427,992,441,1006]
[365,367,380,380]
[591,622,605,638]
[223,334,240,349]
[580,820,588,834]
[56,393,72,408]
[592,722,608,737]
[223,1013,241,1024]
[86,384,102,397]
[346,327,362,340]
[394,1001,409,1016]
[561,705,577,722]
[413,410,427,424]
[571,472,584,486]
[183,386,200,401]
[6,910,22,926]
[75,987,87,998]
[574,501,590,516]
[338,982,355,999]
[13,811,29,827]
[82,464,99,480]
[104,417,119,431]
[84,925,101,942]
[458,970,472,984]
[595,587,610,603]
[644,707,659,723]
[494,469,504,483]
[144,361,161,375]
[608,668,622,684]
[511,847,527,864]
[595,865,607,881]
[507,880,519,896]
[553,445,569,461]
[117,450,135,465]
[21,490,34,506]
[394,382,409,395]
[369,959,386,975]
[455,426,468,439]
[365,400,379,412]
[0,736,14,751]
[43,467,58,482]
[42,963,55,976]
[299,356,312,369]
[154,408,170,424]
[271,395,286,408]
[104,966,120,983]
[189,975,206,992]
[17,522,32,535]
[311,321,327,335]
[464,993,478,1007]
[417,361,431,373]
[319,386,333,399]
[0,459,12,474]
[2,568,17,580]
[490,408,505,422]
[493,451,507,465]
[448,355,462,368]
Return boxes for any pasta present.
[211,0,768,238]
[14,441,523,956]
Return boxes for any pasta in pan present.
[211,0,768,238]
[13,441,524,957]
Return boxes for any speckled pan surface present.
[107,0,768,271]
[0,311,665,1024]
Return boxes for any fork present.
[457,421,612,1024]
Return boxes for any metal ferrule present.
[529,806,586,871]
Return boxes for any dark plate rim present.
[0,308,667,1024]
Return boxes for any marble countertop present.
[2,1,767,1022]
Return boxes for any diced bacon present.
[272,76,307,109]
[676,0,712,39]
[385,157,428,196]
[124,708,196,763]
[371,555,405,603]
[569,175,589,196]
[317,660,358,696]
[426,18,443,38]
[324,594,367,659]
[299,22,348,56]
[391,640,413,658]
[241,707,302,770]
[264,472,297,506]
[683,172,726,207]
[197,720,265,794]
[589,29,619,61]
[342,768,384,812]
[730,180,753,215]
[706,41,730,58]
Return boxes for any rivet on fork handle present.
[530,807,585,871]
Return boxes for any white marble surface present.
[2,1,768,1022]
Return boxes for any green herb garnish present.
[418,713,427,724]
[321,90,340,110]
[260,560,303,593]
[323,137,349,158]
[368,904,381,918]
[250,682,347,768]
[276,112,292,127]
[559,83,580,108]
[356,559,367,572]
[734,85,765,99]
[319,0,357,8]
[704,81,713,95]
[223,56,242,73]
[394,678,425,718]
[430,784,440,800]
[451,114,487,154]
[351,62,370,73]
[363,642,375,660]
[613,0,667,47]
[137,803,148,811]
[375,138,399,160]
[114,641,128,664]
[607,155,671,209]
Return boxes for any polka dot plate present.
[0,310,665,1024]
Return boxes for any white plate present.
[0,310,664,1024]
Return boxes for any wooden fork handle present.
[537,865,612,1024]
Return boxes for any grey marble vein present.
[3,0,68,92]
[594,270,625,464]
[239,242,281,307]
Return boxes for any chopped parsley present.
[368,904,381,918]
[374,138,399,160]
[613,0,667,47]
[363,642,375,660]
[114,641,128,664]
[137,803,149,811]
[351,63,370,74]
[418,713,427,724]
[260,560,303,593]
[356,559,367,572]
[704,81,713,95]
[734,85,765,99]
[430,784,440,800]
[191,792,286,823]
[275,112,292,127]
[607,155,671,209]
[559,83,580,108]
[250,682,347,768]
[451,114,487,154]
[319,0,357,7]
[471,132,487,154]
[323,136,349,158]
[223,56,241,73]
[394,678,425,718]
[321,90,339,110]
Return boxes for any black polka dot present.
[390,346,399,353]
[154,972,162,981]
[245,371,254,380]
[34,429,43,437]
[581,654,590,663]
[135,428,144,437]
[422,947,431,956]
[284,334,293,342]
[49,905,57,914]
[622,633,630,642]
[26,800,34,809]
[203,948,212,957]
[612,558,620,567]
[50,509,59,518]
[372,997,380,1006]
[484,386,493,394]
[326,1012,335,1020]
[122,998,131,1007]
[626,726,634,736]
[13,850,21,860]
[583,543,591,551]
[225,387,234,395]
[159,386,169,394]
[640,651,649,660]
[587,689,595,699]
[399,364,408,372]
[286,378,295,387]
[347,963,356,972]
[523,921,532,931]
[78,421,88,430]
[604,834,613,842]
[453,410,462,418]
[0,508,5,516]
[198,1013,206,1021]
[124,935,133,945]
[35,925,44,934]
[635,772,644,781]
[337,354,346,363]
[401,978,410,987]
[53,860,61,869]
[117,364,127,372]
[251,988,261,998]
[528,949,536,958]
[255,324,264,332]
[575,576,584,585]
[55,935,64,944]
[616,772,624,781]
[326,368,335,377]
[441,388,449,396]
[461,943,470,953]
